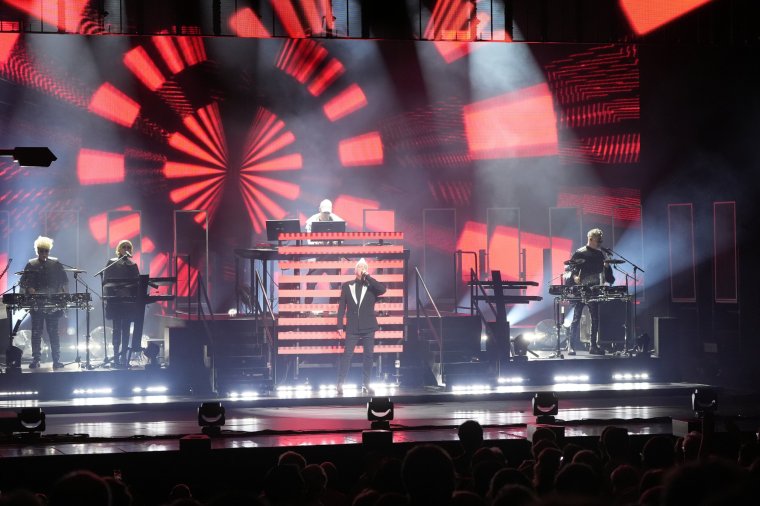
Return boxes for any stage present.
[2,354,757,503]
[0,344,677,398]
[2,378,745,454]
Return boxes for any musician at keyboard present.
[303,199,345,305]
[564,228,615,356]
[103,239,140,367]
[18,236,68,369]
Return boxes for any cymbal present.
[605,259,625,265]
[64,268,87,273]
[563,259,585,265]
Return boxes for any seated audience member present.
[453,420,485,477]
[661,458,753,506]
[554,462,600,498]
[278,450,308,471]
[533,447,562,496]
[609,464,640,504]
[599,426,632,474]
[401,444,456,506]
[640,435,676,470]
[49,470,111,506]
[486,468,532,503]
[491,484,536,506]
[450,490,485,506]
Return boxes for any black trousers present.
[30,310,61,362]
[570,301,599,350]
[111,316,136,358]
[108,304,137,358]
[337,330,375,386]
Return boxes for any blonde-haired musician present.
[19,235,68,369]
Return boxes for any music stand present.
[266,219,301,243]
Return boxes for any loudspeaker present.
[598,300,628,345]
[654,317,680,381]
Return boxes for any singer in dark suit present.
[336,258,386,395]
[103,240,140,367]
[19,236,68,369]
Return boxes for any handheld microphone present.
[601,247,613,255]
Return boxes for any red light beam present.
[338,132,384,167]
[77,149,125,185]
[464,83,558,159]
[123,46,166,91]
[88,83,140,128]
[229,8,271,38]
[323,84,368,122]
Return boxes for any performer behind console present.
[336,258,386,395]
[303,199,345,305]
[103,240,140,367]
[565,228,615,356]
[18,236,68,369]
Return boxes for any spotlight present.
[367,397,394,430]
[17,408,45,433]
[511,334,529,360]
[692,388,718,418]
[532,392,559,424]
[0,408,46,435]
[197,402,225,435]
[144,342,161,368]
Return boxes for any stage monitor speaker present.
[654,318,681,381]
[598,300,628,346]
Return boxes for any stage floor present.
[4,380,757,459]
[2,345,758,462]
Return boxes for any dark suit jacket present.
[336,275,387,334]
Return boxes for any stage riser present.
[0,369,181,400]
[502,356,672,385]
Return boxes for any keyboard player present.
[102,240,140,367]
[303,199,344,306]
[18,235,68,369]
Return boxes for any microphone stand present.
[611,264,634,355]
[605,248,645,353]
[60,262,86,368]
[62,262,99,369]
[548,297,566,359]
